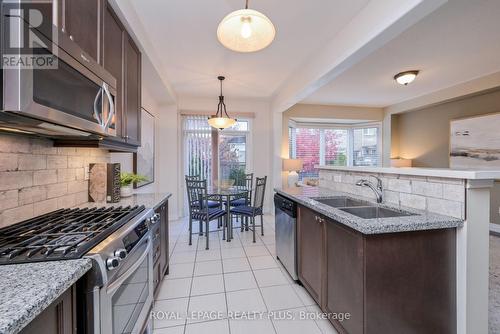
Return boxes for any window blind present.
[183,115,213,182]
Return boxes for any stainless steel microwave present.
[0,2,117,138]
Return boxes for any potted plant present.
[120,172,148,197]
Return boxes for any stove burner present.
[0,205,145,264]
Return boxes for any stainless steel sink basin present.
[340,206,416,219]
[312,196,367,208]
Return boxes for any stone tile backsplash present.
[0,133,109,228]
[319,170,466,219]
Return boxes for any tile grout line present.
[239,230,279,334]
[183,229,200,334]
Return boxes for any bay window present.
[289,123,381,179]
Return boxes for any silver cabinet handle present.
[102,83,115,130]
[69,35,74,41]
[93,87,103,126]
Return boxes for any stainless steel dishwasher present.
[274,193,298,280]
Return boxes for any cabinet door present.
[297,205,324,305]
[63,0,101,62]
[103,3,125,140]
[20,285,76,334]
[157,201,169,275]
[326,221,364,334]
[124,34,141,145]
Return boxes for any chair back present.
[185,174,200,181]
[252,176,267,210]
[237,173,253,202]
[185,179,208,214]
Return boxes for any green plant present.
[120,172,148,187]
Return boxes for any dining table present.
[207,186,250,241]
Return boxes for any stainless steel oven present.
[1,1,117,137]
[85,208,158,334]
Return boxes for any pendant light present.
[208,76,237,130]
[217,0,276,53]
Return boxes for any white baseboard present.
[490,223,500,234]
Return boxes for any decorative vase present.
[120,185,133,198]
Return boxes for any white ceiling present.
[302,0,500,107]
[127,0,370,99]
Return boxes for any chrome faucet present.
[356,175,384,203]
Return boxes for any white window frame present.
[289,121,382,168]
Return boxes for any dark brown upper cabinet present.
[103,3,125,139]
[58,0,102,63]
[102,1,141,146]
[124,33,141,146]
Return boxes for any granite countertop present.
[82,192,172,210]
[275,187,464,234]
[0,259,92,334]
[316,165,500,180]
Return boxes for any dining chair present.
[185,179,226,249]
[185,175,220,209]
[225,173,253,231]
[230,176,267,243]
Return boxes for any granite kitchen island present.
[292,166,499,334]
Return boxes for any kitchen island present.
[0,259,92,334]
[276,186,461,333]
[280,166,500,334]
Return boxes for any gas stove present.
[0,205,146,264]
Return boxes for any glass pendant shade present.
[208,76,237,130]
[217,8,275,53]
[208,116,236,130]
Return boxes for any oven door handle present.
[106,237,151,296]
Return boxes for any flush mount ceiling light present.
[394,70,419,85]
[217,0,276,53]
[208,76,237,130]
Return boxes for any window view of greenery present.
[184,116,249,186]
[219,134,247,184]
[289,127,348,180]
[289,125,379,180]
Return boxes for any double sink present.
[312,196,416,219]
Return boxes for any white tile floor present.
[152,215,338,334]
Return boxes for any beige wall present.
[391,88,500,225]
[280,103,384,186]
[392,88,500,167]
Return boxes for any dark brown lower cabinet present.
[326,221,364,334]
[19,285,76,334]
[153,200,169,296]
[158,201,169,276]
[297,205,325,306]
[297,204,457,334]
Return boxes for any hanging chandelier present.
[217,0,276,53]
[208,76,236,130]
